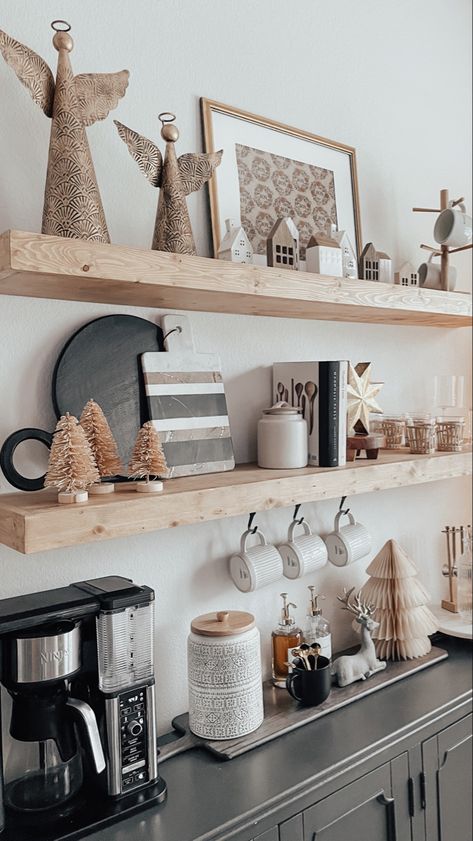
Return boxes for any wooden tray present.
[158,646,447,763]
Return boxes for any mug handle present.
[334,510,356,532]
[240,528,267,554]
[286,672,303,702]
[0,428,53,491]
[288,519,312,541]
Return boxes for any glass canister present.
[435,416,465,452]
[257,403,308,469]
[406,414,436,454]
[188,610,264,739]
[457,534,472,622]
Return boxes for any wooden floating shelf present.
[0,449,471,555]
[1,230,471,327]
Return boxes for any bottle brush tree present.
[128,421,168,492]
[80,399,123,486]
[45,413,100,500]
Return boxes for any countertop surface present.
[91,635,472,841]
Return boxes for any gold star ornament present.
[347,362,383,435]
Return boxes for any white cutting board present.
[141,315,235,478]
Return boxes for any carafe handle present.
[67,697,106,775]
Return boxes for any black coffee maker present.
[0,576,167,840]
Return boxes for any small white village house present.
[394,261,419,287]
[331,225,358,277]
[306,231,343,276]
[266,217,300,270]
[218,218,253,263]
[359,242,392,283]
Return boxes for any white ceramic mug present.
[324,511,372,567]
[230,528,283,592]
[434,204,472,248]
[279,519,328,579]
[418,254,457,291]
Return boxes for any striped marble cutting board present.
[141,315,235,478]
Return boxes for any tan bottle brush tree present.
[80,399,123,493]
[356,539,438,660]
[128,421,168,493]
[45,413,100,504]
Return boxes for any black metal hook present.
[339,496,350,515]
[247,512,258,534]
[293,504,304,525]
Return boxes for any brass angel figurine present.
[115,112,222,254]
[0,21,129,242]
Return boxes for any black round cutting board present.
[1,314,163,490]
[53,314,164,470]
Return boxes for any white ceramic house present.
[359,242,392,283]
[330,225,358,278]
[306,231,343,276]
[218,218,253,263]
[266,217,300,270]
[394,261,419,287]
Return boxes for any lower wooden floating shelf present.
[0,448,471,555]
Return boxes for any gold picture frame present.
[201,98,362,262]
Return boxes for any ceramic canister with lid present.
[257,403,308,469]
[188,610,264,740]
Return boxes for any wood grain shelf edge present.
[0,231,471,327]
[0,449,470,554]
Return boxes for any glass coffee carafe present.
[3,621,105,813]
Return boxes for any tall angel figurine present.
[0,21,129,242]
[115,112,222,254]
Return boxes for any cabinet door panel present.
[303,763,396,841]
[279,813,303,841]
[437,715,472,841]
[254,829,279,841]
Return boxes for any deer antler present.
[337,587,359,616]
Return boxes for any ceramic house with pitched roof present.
[266,217,300,270]
[394,261,419,287]
[218,218,253,263]
[331,225,358,278]
[359,242,392,283]
[306,231,343,276]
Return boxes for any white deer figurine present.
[331,588,387,687]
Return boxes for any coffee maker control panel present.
[119,688,149,791]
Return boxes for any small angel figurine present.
[0,21,129,241]
[115,112,222,254]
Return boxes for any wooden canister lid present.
[190,610,255,637]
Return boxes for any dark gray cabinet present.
[422,713,472,841]
[303,761,404,841]
[254,830,279,841]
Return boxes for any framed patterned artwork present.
[201,98,362,267]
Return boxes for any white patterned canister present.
[188,610,264,740]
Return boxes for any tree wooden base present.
[89,483,115,494]
[347,433,386,461]
[58,491,89,504]
[441,599,459,614]
[136,481,164,493]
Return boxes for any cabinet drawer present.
[254,829,279,841]
[280,813,303,840]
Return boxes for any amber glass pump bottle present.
[271,593,302,688]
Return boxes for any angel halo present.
[115,112,222,254]
[0,21,129,242]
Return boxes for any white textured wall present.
[0,0,471,733]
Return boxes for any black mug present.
[286,656,331,706]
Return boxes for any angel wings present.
[0,27,129,242]
[114,120,222,254]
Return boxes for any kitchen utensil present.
[187,610,264,739]
[230,527,283,592]
[142,314,235,478]
[291,378,295,405]
[304,381,317,435]
[277,382,285,401]
[325,510,372,566]
[285,656,331,706]
[279,518,328,579]
[1,315,164,490]
[295,382,304,407]
[301,394,307,418]
[257,404,308,469]
[284,387,289,402]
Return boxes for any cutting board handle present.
[162,314,195,353]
